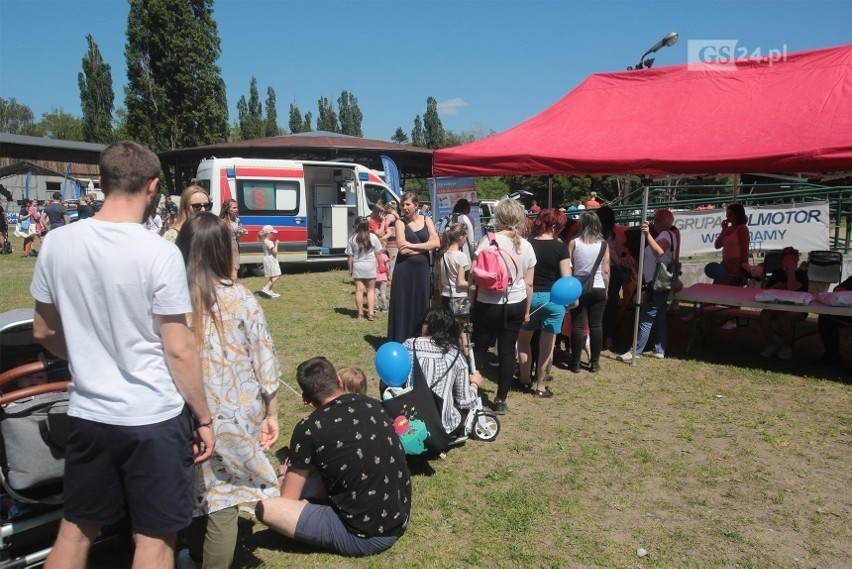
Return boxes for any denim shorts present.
[63,406,194,536]
[522,291,566,334]
[294,503,404,557]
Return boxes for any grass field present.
[1,250,850,568]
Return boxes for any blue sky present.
[0,0,850,142]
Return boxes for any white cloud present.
[436,97,469,116]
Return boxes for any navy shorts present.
[294,503,403,557]
[63,406,195,536]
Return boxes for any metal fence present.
[606,183,852,253]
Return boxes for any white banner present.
[673,201,829,256]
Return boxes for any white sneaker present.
[760,345,780,358]
[777,347,792,360]
[176,549,198,569]
[616,351,634,362]
[259,288,271,298]
[721,320,737,330]
[269,291,281,298]
[643,351,665,359]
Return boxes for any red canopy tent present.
[433,44,852,177]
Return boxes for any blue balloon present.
[375,342,411,387]
[704,262,727,280]
[550,276,583,306]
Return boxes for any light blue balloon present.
[551,276,583,305]
[375,342,411,387]
[704,262,727,280]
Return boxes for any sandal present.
[534,387,554,398]
[367,313,376,321]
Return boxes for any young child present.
[376,249,390,312]
[259,224,281,298]
[345,217,383,320]
[337,366,367,395]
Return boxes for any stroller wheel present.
[472,411,500,441]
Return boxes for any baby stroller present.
[0,309,69,568]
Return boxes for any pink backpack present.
[472,232,518,293]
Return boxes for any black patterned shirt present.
[289,393,411,537]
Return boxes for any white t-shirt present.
[473,233,536,304]
[30,219,192,426]
[440,249,471,298]
[146,214,162,234]
[642,230,677,283]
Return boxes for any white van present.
[193,158,399,266]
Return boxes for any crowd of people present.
[10,141,849,567]
[27,142,411,569]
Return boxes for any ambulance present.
[193,158,400,267]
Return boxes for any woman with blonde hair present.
[618,208,679,362]
[163,185,212,242]
[470,198,536,415]
[174,213,280,569]
[387,192,440,342]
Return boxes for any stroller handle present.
[0,358,66,389]
[0,361,45,389]
[0,381,70,406]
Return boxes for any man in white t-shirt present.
[31,141,215,569]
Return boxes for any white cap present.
[261,224,277,234]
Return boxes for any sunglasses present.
[190,202,213,211]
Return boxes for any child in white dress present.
[346,217,383,320]
[259,224,281,298]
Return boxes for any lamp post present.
[627,32,679,70]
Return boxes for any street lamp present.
[627,32,679,70]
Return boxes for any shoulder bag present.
[652,231,681,292]
[381,343,454,455]
[576,241,607,295]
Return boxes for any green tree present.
[316,96,339,132]
[288,102,304,134]
[337,90,362,137]
[78,34,114,143]
[237,77,264,140]
[37,108,85,141]
[391,127,408,144]
[112,107,130,141]
[411,115,425,147]
[423,96,445,149]
[0,97,38,135]
[475,177,511,200]
[303,111,313,132]
[265,86,281,136]
[124,0,229,152]
[443,129,475,147]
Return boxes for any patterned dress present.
[192,283,281,516]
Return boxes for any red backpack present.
[472,232,518,293]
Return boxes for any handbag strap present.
[590,241,607,275]
[413,341,459,390]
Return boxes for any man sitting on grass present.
[257,357,410,557]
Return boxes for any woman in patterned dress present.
[175,212,281,568]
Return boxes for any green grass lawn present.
[1,251,850,568]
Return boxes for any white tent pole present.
[630,178,651,367]
[548,176,553,208]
